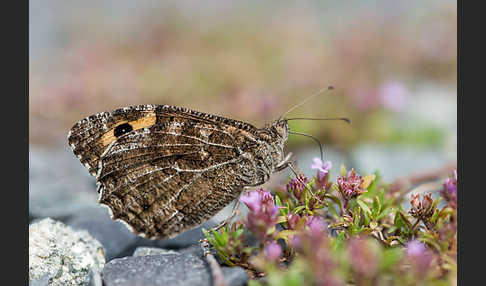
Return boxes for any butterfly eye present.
[114,123,134,137]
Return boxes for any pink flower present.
[336,169,366,201]
[286,175,308,201]
[405,240,434,277]
[264,241,282,262]
[240,189,279,241]
[305,216,327,243]
[287,212,301,230]
[348,237,380,277]
[311,158,332,185]
[409,193,434,221]
[240,190,264,213]
[441,169,457,208]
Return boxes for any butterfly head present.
[271,119,289,142]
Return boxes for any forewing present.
[68,104,261,238]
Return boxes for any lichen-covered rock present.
[29,218,105,286]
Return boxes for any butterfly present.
[67,87,346,239]
[68,104,293,239]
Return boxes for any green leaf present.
[362,209,370,226]
[233,229,244,239]
[381,247,403,271]
[353,207,361,228]
[211,229,225,247]
[432,196,443,210]
[275,194,283,207]
[202,228,211,241]
[275,230,298,241]
[215,249,234,266]
[324,194,343,212]
[372,196,382,218]
[292,205,306,215]
[332,231,347,250]
[356,199,372,216]
[340,164,347,177]
[276,216,288,224]
[398,211,412,229]
[328,203,339,217]
[419,236,442,252]
[248,280,263,286]
[376,207,394,221]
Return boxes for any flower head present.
[336,169,367,201]
[348,237,380,277]
[405,240,434,277]
[264,241,282,262]
[287,212,301,230]
[240,190,264,213]
[305,216,328,245]
[286,175,308,201]
[311,158,332,186]
[409,193,435,221]
[441,169,457,208]
[240,189,279,241]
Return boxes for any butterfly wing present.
[68,104,261,238]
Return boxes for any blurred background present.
[29,1,456,221]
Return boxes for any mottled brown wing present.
[68,104,260,238]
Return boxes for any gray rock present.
[29,146,98,221]
[29,218,105,286]
[149,220,218,250]
[350,143,456,182]
[220,267,248,286]
[29,274,49,286]
[133,247,179,257]
[67,204,219,261]
[102,253,248,286]
[66,205,139,261]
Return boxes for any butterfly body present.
[68,104,289,238]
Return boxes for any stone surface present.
[350,143,456,182]
[66,205,139,261]
[29,218,105,286]
[67,204,219,261]
[102,253,248,286]
[29,146,98,221]
[133,247,179,257]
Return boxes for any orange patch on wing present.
[100,111,157,146]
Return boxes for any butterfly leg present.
[213,201,240,231]
[213,188,247,231]
[277,159,324,204]
[275,152,293,172]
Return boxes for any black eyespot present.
[114,123,133,137]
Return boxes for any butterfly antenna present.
[286,117,351,124]
[278,86,334,121]
[289,131,324,162]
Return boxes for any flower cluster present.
[441,169,457,208]
[310,158,332,187]
[240,189,279,241]
[337,168,367,201]
[203,158,456,286]
[286,175,308,201]
[405,240,434,278]
[409,193,435,221]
